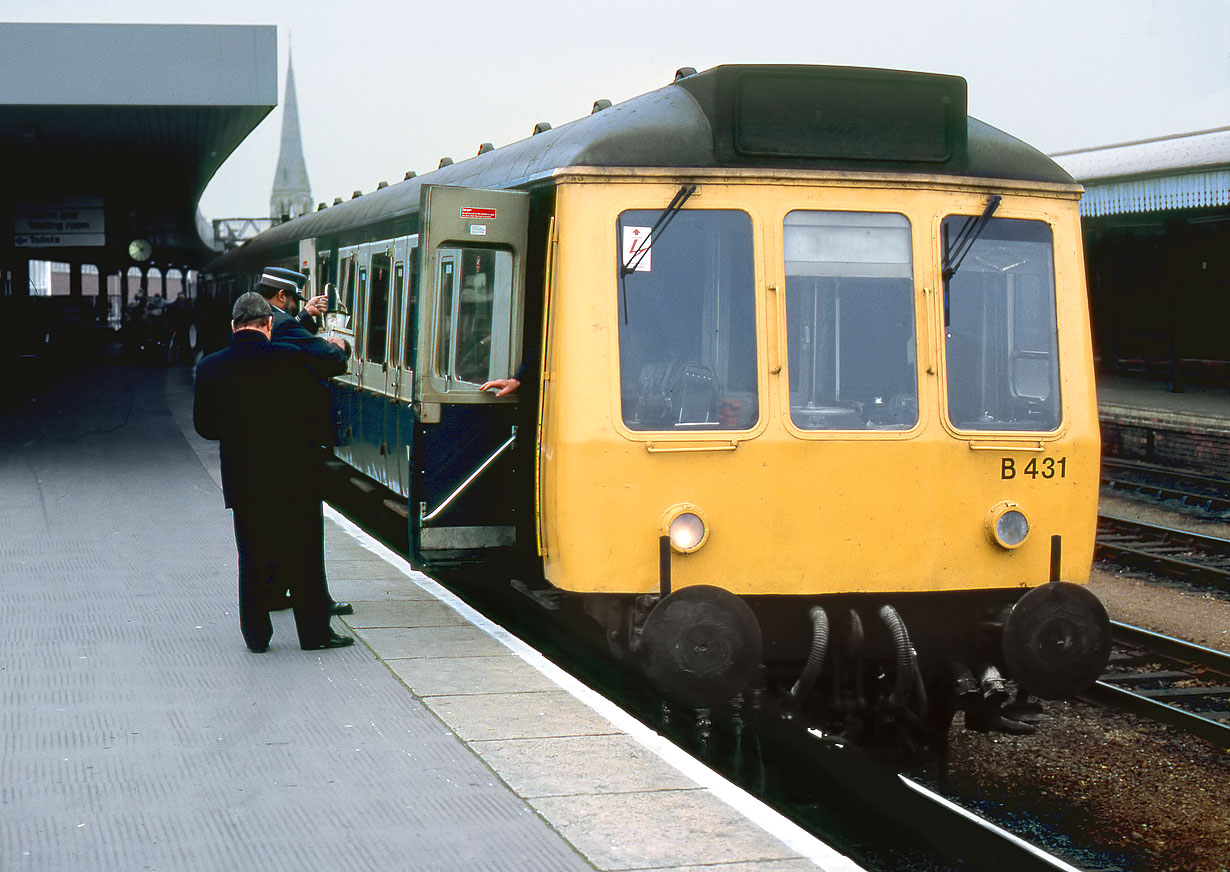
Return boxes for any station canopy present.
[0,23,276,274]
[1052,127,1230,219]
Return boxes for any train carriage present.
[202,64,1111,742]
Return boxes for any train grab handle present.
[420,428,517,523]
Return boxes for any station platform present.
[1096,373,1230,477]
[0,362,858,872]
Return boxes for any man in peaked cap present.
[254,266,353,619]
[256,266,350,365]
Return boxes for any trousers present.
[232,499,332,649]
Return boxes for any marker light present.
[986,502,1030,550]
[661,505,709,553]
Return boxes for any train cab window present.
[783,211,918,430]
[942,217,1060,431]
[432,247,515,388]
[616,209,757,431]
[366,253,391,365]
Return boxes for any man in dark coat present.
[254,267,354,617]
[193,292,353,652]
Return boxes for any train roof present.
[214,64,1074,268]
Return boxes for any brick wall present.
[1101,416,1230,478]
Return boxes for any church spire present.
[269,48,313,221]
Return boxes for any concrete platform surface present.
[0,362,860,872]
[1098,373,1230,431]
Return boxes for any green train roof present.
[216,64,1074,266]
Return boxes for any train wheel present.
[1002,582,1111,699]
[639,585,762,707]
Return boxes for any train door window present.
[402,242,420,370]
[432,247,514,388]
[435,255,456,378]
[356,265,368,359]
[317,251,332,288]
[366,253,391,365]
[616,209,757,431]
[334,253,357,332]
[783,211,917,430]
[941,217,1060,431]
[389,261,405,368]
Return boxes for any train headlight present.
[661,505,709,553]
[986,501,1029,550]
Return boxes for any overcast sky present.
[5,0,1228,221]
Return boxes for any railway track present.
[1101,457,1230,517]
[1095,513,1230,591]
[1081,621,1230,747]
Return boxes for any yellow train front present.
[534,66,1110,738]
[203,64,1112,741]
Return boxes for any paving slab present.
[470,733,699,795]
[529,788,804,870]
[385,652,560,696]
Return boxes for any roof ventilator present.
[592,99,611,114]
[674,67,697,82]
[439,157,454,168]
[533,121,552,135]
[477,142,494,155]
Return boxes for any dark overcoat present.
[193,329,333,508]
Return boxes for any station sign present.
[14,196,106,247]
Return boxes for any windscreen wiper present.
[942,194,1001,326]
[943,194,1001,282]
[619,184,697,324]
[621,184,697,277]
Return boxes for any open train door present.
[411,184,530,568]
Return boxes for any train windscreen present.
[783,211,918,430]
[616,209,757,431]
[942,216,1061,431]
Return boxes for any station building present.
[1052,127,1230,390]
[1052,127,1230,475]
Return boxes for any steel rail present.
[1101,457,1230,514]
[1095,513,1230,590]
[1079,620,1230,747]
[897,776,1086,872]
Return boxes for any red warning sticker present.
[460,207,497,220]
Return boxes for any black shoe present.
[300,632,354,651]
[247,643,268,654]
[330,601,353,616]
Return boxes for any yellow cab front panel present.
[537,170,1098,597]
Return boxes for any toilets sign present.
[15,196,106,247]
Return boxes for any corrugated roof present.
[1051,127,1230,216]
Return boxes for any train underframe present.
[581,583,1111,752]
